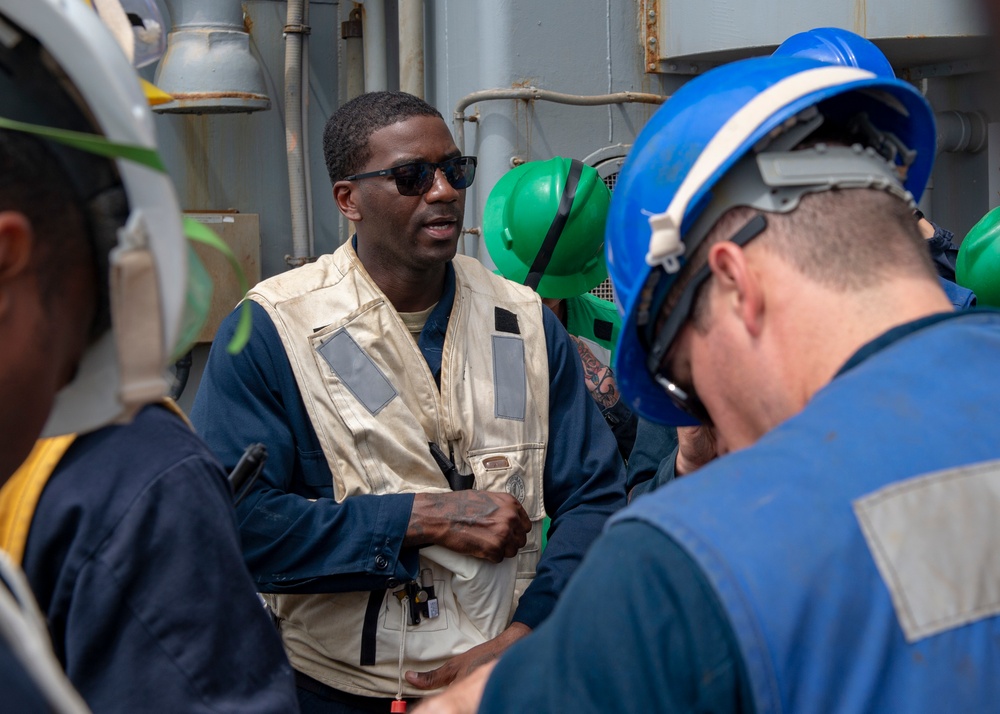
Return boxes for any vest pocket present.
[380,573,449,634]
[372,547,516,666]
[465,444,545,580]
[465,443,545,520]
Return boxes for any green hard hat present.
[483,156,612,299]
[957,206,1000,308]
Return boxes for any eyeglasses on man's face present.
[646,213,769,424]
[654,372,714,426]
[343,156,477,197]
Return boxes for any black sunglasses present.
[654,373,714,425]
[647,213,769,423]
[343,156,477,197]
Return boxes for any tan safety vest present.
[247,243,549,698]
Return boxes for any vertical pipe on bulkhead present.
[343,8,365,101]
[284,0,311,265]
[361,0,388,92]
[300,0,315,257]
[398,0,425,98]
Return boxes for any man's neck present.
[708,247,955,452]
[355,244,447,312]
[541,297,566,326]
[384,272,447,313]
[778,274,955,414]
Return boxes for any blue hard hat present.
[773,27,895,79]
[606,55,936,426]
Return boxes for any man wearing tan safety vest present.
[192,90,627,713]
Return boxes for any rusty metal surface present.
[152,0,340,280]
[643,0,659,73]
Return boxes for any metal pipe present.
[935,110,988,154]
[301,0,315,258]
[361,0,387,92]
[398,0,424,98]
[283,0,311,267]
[342,7,365,101]
[154,0,270,114]
[452,87,666,154]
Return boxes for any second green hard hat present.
[958,206,1000,308]
[483,156,612,299]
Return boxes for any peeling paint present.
[643,0,660,73]
[168,91,270,100]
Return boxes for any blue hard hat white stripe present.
[644,65,875,272]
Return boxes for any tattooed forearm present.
[573,336,621,409]
[590,369,620,409]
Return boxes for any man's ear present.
[706,241,765,338]
[0,211,35,319]
[0,211,34,282]
[333,181,362,222]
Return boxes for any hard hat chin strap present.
[110,211,168,414]
[523,158,585,291]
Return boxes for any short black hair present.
[322,91,443,183]
[670,188,934,338]
[0,131,90,286]
[0,130,115,336]
[0,19,123,337]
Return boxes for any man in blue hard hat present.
[417,51,1000,714]
[626,26,983,505]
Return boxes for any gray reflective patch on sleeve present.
[853,459,1000,643]
[492,335,526,421]
[317,328,397,415]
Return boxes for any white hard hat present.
[0,0,190,436]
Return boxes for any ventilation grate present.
[583,144,630,305]
[590,277,616,302]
